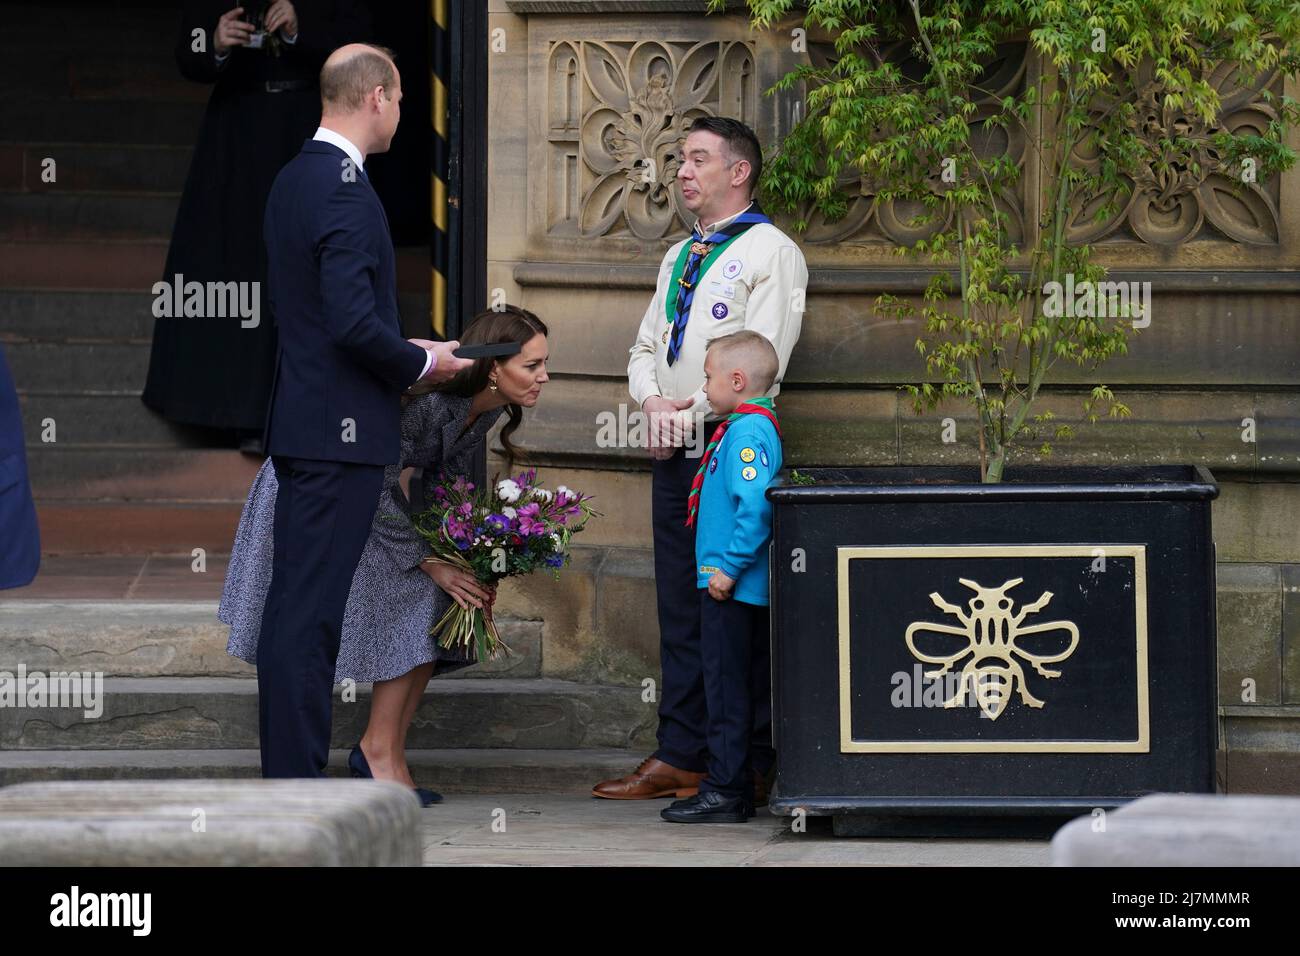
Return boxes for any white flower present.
[533,488,554,503]
[557,485,571,496]
[502,506,517,519]
[550,532,562,550]
[497,479,521,503]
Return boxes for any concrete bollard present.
[0,779,422,866]
[1051,793,1300,866]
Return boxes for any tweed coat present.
[221,390,506,680]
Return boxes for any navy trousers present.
[257,456,384,778]
[650,443,774,777]
[699,591,775,800]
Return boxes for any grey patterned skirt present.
[220,457,473,682]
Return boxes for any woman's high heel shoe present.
[348,743,372,778]
[414,786,443,806]
[352,743,441,807]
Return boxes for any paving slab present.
[417,794,1054,866]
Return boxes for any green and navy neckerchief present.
[684,395,781,529]
[665,201,771,366]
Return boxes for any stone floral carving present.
[789,40,1030,247]
[546,39,756,240]
[1067,57,1283,246]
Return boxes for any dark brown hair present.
[428,305,547,476]
[688,116,763,196]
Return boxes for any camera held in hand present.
[244,0,268,49]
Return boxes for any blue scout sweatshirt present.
[694,412,783,606]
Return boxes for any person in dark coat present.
[142,1,371,448]
[0,342,40,590]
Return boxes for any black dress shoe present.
[414,787,442,807]
[660,790,754,824]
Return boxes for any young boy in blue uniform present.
[662,331,783,824]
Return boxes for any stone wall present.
[485,1,1300,790]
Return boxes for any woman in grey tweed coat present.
[220,306,550,794]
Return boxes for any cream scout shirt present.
[627,202,808,421]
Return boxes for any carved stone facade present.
[545,39,757,240]
[524,13,1296,267]
[1068,58,1286,247]
[492,2,1300,789]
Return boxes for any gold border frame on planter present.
[836,544,1150,753]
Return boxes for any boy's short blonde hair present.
[705,331,779,394]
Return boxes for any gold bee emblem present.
[904,577,1080,721]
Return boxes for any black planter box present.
[766,465,1218,834]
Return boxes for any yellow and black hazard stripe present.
[430,0,450,338]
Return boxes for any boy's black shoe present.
[660,790,754,824]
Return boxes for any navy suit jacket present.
[261,138,427,465]
[0,341,39,589]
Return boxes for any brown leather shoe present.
[671,769,770,804]
[591,756,705,799]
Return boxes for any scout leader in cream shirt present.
[627,201,809,421]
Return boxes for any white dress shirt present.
[311,126,365,173]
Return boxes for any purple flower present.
[517,502,544,535]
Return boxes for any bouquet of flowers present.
[410,468,598,662]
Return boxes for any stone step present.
[26,447,261,501]
[0,242,432,291]
[0,98,204,147]
[1,289,434,342]
[0,748,640,794]
[0,677,658,752]
[0,49,206,103]
[8,340,151,392]
[21,394,192,446]
[0,289,157,340]
[0,192,180,241]
[0,240,168,289]
[0,144,193,194]
[0,600,542,680]
[4,2,185,56]
[35,504,245,554]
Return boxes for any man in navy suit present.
[0,341,39,590]
[257,43,471,778]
